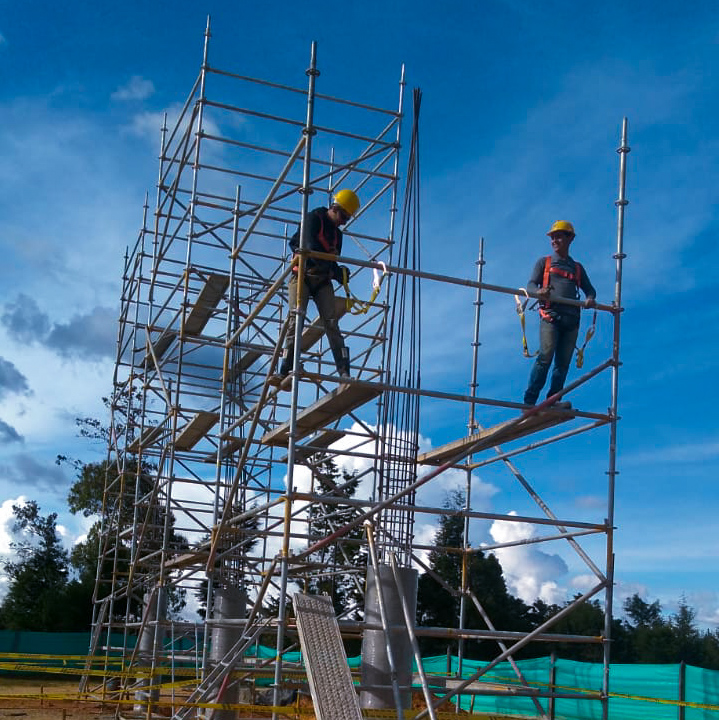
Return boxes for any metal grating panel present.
[293,593,362,720]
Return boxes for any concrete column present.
[209,586,247,720]
[134,588,167,712]
[360,564,418,711]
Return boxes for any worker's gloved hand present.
[536,286,551,300]
[334,265,350,283]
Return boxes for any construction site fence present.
[0,632,718,718]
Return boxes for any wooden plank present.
[280,429,345,462]
[417,408,576,465]
[143,330,176,368]
[228,347,265,382]
[174,411,220,451]
[164,549,210,570]
[261,383,381,447]
[184,273,229,336]
[126,423,166,454]
[202,436,246,463]
[227,297,347,379]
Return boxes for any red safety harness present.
[292,213,339,273]
[539,255,583,321]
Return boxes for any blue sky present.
[0,0,717,626]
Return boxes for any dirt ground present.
[0,678,110,720]
[0,677,470,720]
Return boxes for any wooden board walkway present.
[202,436,246,463]
[174,411,220,451]
[417,407,575,465]
[183,273,229,336]
[279,429,345,462]
[261,382,381,447]
[143,273,228,367]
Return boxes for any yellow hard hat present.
[333,189,360,217]
[547,220,575,237]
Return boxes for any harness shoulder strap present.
[316,213,337,254]
[538,256,553,319]
[542,255,552,289]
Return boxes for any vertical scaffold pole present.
[458,239,484,676]
[272,40,319,719]
[603,116,629,720]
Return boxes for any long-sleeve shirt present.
[290,207,342,279]
[527,252,596,321]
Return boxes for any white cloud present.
[687,591,719,628]
[488,511,569,604]
[111,76,155,102]
[122,102,222,145]
[570,574,597,593]
[622,440,719,467]
[575,495,605,509]
[0,496,25,554]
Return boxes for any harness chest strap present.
[539,255,582,320]
[292,213,338,273]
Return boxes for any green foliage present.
[0,501,92,631]
[59,397,188,622]
[305,460,367,621]
[416,490,531,658]
[67,461,108,517]
[624,593,663,628]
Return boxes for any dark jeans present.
[280,272,347,375]
[524,315,579,405]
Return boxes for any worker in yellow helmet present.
[523,220,597,407]
[270,189,360,388]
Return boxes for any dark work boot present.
[334,345,351,381]
[268,352,294,389]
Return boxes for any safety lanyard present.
[342,262,388,315]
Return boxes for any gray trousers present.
[281,272,347,374]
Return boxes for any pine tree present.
[0,502,72,630]
[305,459,367,620]
[416,490,531,658]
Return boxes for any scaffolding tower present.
[89,20,627,720]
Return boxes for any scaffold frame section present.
[87,20,627,720]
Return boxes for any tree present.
[624,593,662,628]
[621,594,676,663]
[0,501,91,631]
[416,490,531,658]
[670,598,702,664]
[305,459,367,622]
[59,393,188,622]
